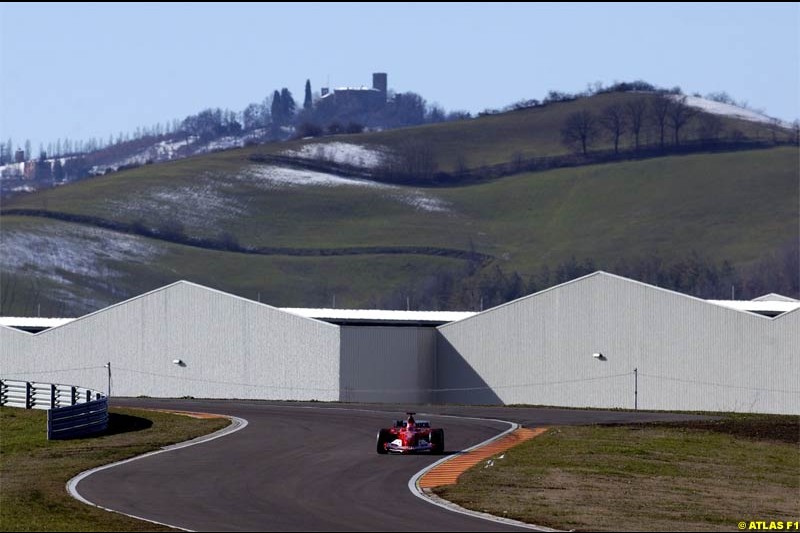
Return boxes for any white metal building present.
[437,272,798,414]
[2,273,797,413]
[1,282,341,401]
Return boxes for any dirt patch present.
[637,414,800,444]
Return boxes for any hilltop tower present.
[372,72,387,101]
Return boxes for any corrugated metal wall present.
[437,272,799,414]
[1,282,341,401]
[3,274,796,413]
[339,326,435,403]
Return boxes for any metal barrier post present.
[1,378,109,440]
[105,362,111,397]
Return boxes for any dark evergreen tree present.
[280,88,296,124]
[388,92,426,127]
[304,79,312,111]
[271,90,283,127]
[52,159,64,182]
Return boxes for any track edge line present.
[66,411,249,532]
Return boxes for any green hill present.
[1,92,797,316]
[276,91,794,173]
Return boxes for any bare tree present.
[625,97,648,150]
[380,140,438,182]
[561,110,598,156]
[242,103,267,131]
[425,104,446,123]
[667,96,697,146]
[650,95,671,149]
[600,104,627,154]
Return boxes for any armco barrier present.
[47,397,109,440]
[0,378,108,440]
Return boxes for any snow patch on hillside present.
[1,225,159,286]
[88,137,197,175]
[401,195,449,212]
[89,130,269,175]
[245,165,386,189]
[675,95,792,128]
[153,137,193,157]
[243,165,450,212]
[105,179,246,229]
[195,135,246,153]
[0,161,25,179]
[283,142,389,168]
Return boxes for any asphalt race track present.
[76,399,708,531]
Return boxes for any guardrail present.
[0,378,108,440]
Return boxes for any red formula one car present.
[376,412,444,454]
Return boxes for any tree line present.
[377,245,799,312]
[560,94,798,157]
[2,71,476,170]
[8,79,794,171]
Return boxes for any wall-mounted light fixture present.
[592,352,605,360]
[172,359,184,366]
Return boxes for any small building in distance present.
[318,72,388,114]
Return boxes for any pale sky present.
[1,2,798,151]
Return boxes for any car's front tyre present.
[431,429,444,454]
[376,429,392,454]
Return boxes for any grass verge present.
[0,406,229,531]
[434,414,799,531]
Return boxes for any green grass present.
[440,147,799,272]
[6,148,797,259]
[2,147,797,316]
[266,92,794,171]
[2,90,797,317]
[0,215,466,316]
[0,406,229,532]
[54,91,769,178]
[435,415,800,531]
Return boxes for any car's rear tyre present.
[431,428,444,455]
[376,429,391,454]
